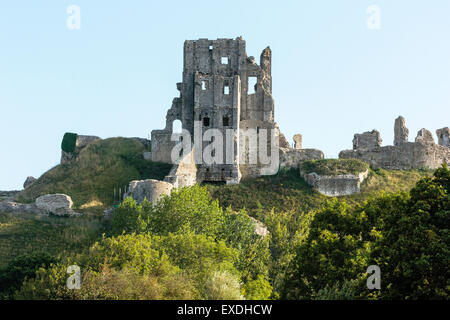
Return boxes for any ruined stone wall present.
[437,127,450,147]
[164,148,198,188]
[126,179,173,205]
[238,119,278,179]
[353,130,382,150]
[151,38,276,185]
[340,142,450,170]
[151,130,176,163]
[280,148,324,169]
[301,169,369,197]
[394,116,409,146]
[340,117,450,170]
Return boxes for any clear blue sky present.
[1,0,449,190]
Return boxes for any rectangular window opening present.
[221,56,229,64]
[223,116,230,127]
[224,85,230,95]
[248,77,257,94]
[201,80,207,91]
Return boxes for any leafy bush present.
[315,280,359,300]
[111,197,151,235]
[0,252,57,299]
[204,271,244,300]
[281,199,370,299]
[242,275,273,300]
[15,232,239,300]
[220,208,271,282]
[282,164,450,300]
[111,187,271,286]
[76,267,197,300]
[61,132,78,153]
[149,185,225,237]
[369,164,450,299]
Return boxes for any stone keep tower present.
[151,37,275,184]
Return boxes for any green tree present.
[242,274,273,300]
[0,252,56,299]
[370,165,450,299]
[281,200,371,299]
[148,185,224,237]
[220,207,271,282]
[111,197,152,235]
[204,271,244,300]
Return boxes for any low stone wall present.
[301,169,369,197]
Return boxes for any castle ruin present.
[339,116,450,170]
[54,39,449,202]
[150,37,322,187]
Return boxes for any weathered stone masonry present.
[339,116,450,170]
[151,37,294,186]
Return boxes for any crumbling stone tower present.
[151,37,275,184]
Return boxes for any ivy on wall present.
[61,132,78,153]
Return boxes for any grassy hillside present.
[0,212,106,269]
[207,167,432,217]
[301,159,369,176]
[17,138,172,209]
[2,144,432,282]
[0,151,435,297]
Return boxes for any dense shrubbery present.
[16,186,272,300]
[0,252,57,299]
[369,164,450,299]
[281,164,450,300]
[61,132,78,153]
[7,165,449,300]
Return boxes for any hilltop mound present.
[17,138,172,209]
[301,159,369,176]
[207,167,432,216]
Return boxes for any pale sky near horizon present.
[1,0,449,190]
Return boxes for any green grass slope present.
[17,138,172,209]
[301,159,369,176]
[207,167,432,217]
[4,147,432,276]
[0,212,106,269]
